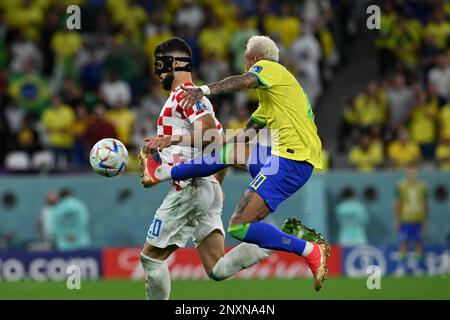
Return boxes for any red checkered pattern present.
[156,82,223,168]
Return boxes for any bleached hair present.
[246,35,279,62]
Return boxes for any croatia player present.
[141,36,330,291]
[139,38,273,300]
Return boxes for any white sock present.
[140,253,171,300]
[209,243,271,281]
[154,165,171,181]
[302,241,314,257]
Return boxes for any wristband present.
[199,85,211,96]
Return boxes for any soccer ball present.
[89,138,128,177]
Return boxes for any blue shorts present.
[248,143,271,178]
[399,223,422,243]
[247,154,313,212]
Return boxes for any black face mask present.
[161,72,175,91]
[154,55,192,76]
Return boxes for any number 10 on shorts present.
[148,218,162,238]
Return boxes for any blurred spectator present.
[395,165,428,272]
[408,90,437,159]
[144,12,173,75]
[386,72,415,131]
[37,191,59,244]
[84,103,117,149]
[200,52,229,84]
[290,25,322,107]
[348,133,384,172]
[140,83,167,118]
[71,104,92,167]
[40,95,75,169]
[50,28,83,85]
[388,128,421,169]
[13,117,41,156]
[335,187,369,246]
[199,15,231,61]
[419,35,443,79]
[436,137,450,171]
[374,1,397,76]
[390,14,422,71]
[174,0,205,33]
[227,106,249,130]
[106,99,135,146]
[51,188,90,251]
[8,61,50,116]
[4,102,25,134]
[10,31,42,74]
[264,1,300,47]
[338,97,357,152]
[229,14,260,73]
[60,78,83,107]
[80,48,104,92]
[99,71,131,107]
[427,54,450,105]
[423,8,450,51]
[354,81,387,129]
[0,192,18,250]
[439,103,450,140]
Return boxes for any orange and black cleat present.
[138,147,162,188]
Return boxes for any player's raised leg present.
[226,155,330,291]
[139,142,252,188]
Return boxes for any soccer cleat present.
[281,218,326,243]
[139,147,162,188]
[305,241,331,292]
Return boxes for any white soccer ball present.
[89,138,128,177]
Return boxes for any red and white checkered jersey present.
[157,82,223,185]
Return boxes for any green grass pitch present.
[1,277,449,300]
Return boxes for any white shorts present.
[146,179,224,248]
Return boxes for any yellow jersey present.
[388,140,420,168]
[249,60,322,169]
[348,142,384,172]
[439,105,450,140]
[436,143,450,171]
[396,179,427,223]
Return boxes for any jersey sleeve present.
[248,60,280,89]
[183,99,212,123]
[251,104,268,127]
[174,89,212,124]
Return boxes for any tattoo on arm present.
[209,73,261,95]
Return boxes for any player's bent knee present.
[227,223,250,241]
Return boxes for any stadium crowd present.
[0,0,360,173]
[342,0,450,172]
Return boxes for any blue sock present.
[171,153,228,180]
[243,221,309,257]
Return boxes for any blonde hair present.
[246,35,279,62]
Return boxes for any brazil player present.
[141,36,330,291]
[395,165,428,273]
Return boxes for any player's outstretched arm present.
[179,73,261,108]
